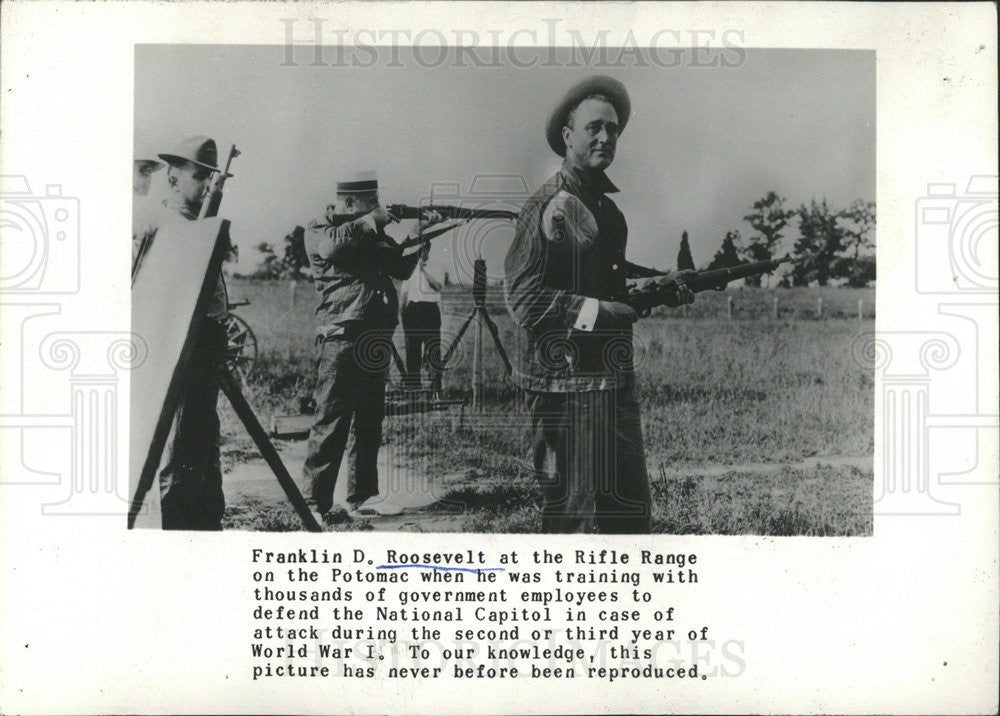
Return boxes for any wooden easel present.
[128,219,320,531]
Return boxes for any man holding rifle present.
[302,171,444,526]
[134,135,231,529]
[504,76,696,533]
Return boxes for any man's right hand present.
[369,205,399,229]
[596,300,638,329]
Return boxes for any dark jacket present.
[305,213,420,336]
[504,162,661,392]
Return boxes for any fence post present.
[726,296,733,320]
[683,304,689,318]
[290,280,297,309]
[858,299,864,321]
[772,297,779,319]
[816,296,823,318]
[473,311,484,413]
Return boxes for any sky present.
[135,45,875,282]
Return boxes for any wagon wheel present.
[223,312,258,386]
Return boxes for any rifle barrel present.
[688,257,790,292]
[331,204,518,224]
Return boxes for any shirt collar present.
[559,160,620,199]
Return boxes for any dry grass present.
[219,279,874,535]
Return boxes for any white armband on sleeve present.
[573,297,600,332]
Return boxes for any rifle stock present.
[625,256,792,316]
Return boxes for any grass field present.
[219,279,875,535]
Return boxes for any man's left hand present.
[416,209,445,234]
[664,269,697,306]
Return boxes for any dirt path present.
[224,440,872,533]
[224,440,472,532]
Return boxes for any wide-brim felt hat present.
[546,75,631,157]
[158,135,220,173]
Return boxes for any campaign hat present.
[158,135,220,173]
[545,75,631,156]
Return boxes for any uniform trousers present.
[303,330,391,514]
[526,382,651,534]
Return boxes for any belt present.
[315,323,358,344]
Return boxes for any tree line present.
[684,192,875,287]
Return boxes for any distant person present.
[133,155,164,197]
[302,171,443,526]
[504,76,696,533]
[400,241,444,394]
[132,147,166,263]
[134,135,230,530]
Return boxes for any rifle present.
[199,144,240,219]
[624,256,792,317]
[327,204,518,250]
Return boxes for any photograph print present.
[129,43,876,535]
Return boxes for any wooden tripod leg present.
[439,309,476,368]
[479,308,512,375]
[216,366,323,532]
[388,342,406,379]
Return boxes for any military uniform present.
[303,207,420,516]
[504,76,672,534]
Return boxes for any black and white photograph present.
[130,44,876,535]
[1,3,996,714]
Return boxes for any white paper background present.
[1,2,997,714]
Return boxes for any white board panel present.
[129,217,229,528]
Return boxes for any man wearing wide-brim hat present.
[301,170,445,526]
[137,134,231,530]
[504,75,696,533]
